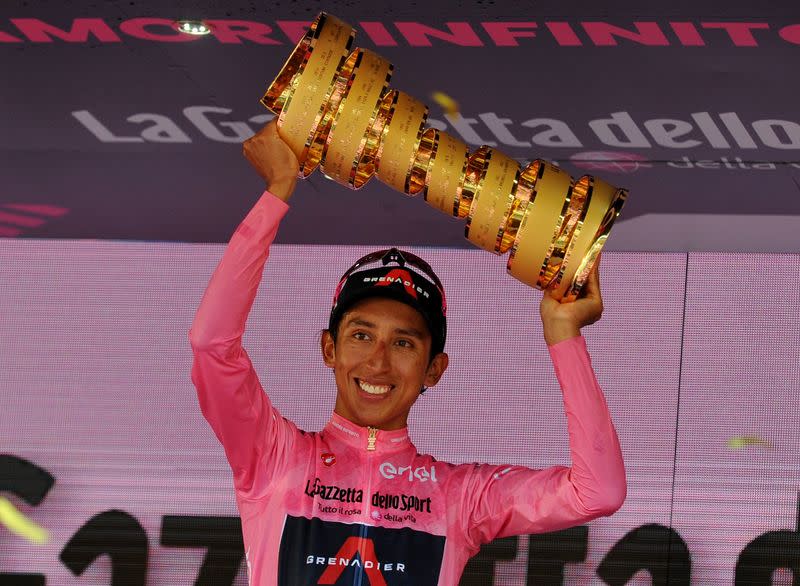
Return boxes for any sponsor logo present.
[279,516,445,584]
[4,18,800,48]
[71,107,273,144]
[304,478,363,503]
[71,107,800,167]
[310,537,405,585]
[330,420,359,437]
[570,151,653,174]
[371,491,432,514]
[321,453,336,467]
[666,156,786,170]
[371,507,419,524]
[318,503,361,516]
[384,512,417,523]
[368,269,428,299]
[379,461,438,482]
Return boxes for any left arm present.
[459,259,626,546]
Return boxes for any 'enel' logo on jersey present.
[379,462,438,482]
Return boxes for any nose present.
[365,339,391,372]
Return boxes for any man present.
[189,121,625,585]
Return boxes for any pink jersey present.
[189,191,626,585]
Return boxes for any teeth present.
[359,380,392,395]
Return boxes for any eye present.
[353,331,370,341]
[396,338,414,348]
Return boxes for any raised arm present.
[539,258,626,512]
[189,121,300,494]
[460,260,626,546]
[189,121,297,349]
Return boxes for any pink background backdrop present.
[1,241,798,583]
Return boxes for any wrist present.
[542,320,581,346]
[267,176,297,202]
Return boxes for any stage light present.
[175,20,212,36]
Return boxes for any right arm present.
[189,121,299,494]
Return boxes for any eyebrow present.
[346,318,376,329]
[394,327,426,339]
[345,318,426,340]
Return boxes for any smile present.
[357,379,393,395]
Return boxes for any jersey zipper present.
[367,426,378,451]
[357,427,378,586]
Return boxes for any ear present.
[423,352,449,388]
[321,329,336,368]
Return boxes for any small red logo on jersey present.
[321,453,336,467]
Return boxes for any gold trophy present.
[260,12,628,301]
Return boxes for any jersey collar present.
[325,412,412,452]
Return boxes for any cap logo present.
[373,268,419,299]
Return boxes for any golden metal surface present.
[260,13,354,173]
[374,90,429,194]
[537,169,590,289]
[464,150,520,253]
[301,50,355,177]
[499,159,538,254]
[321,49,394,187]
[506,161,574,289]
[551,176,628,301]
[419,129,469,216]
[409,126,435,198]
[259,11,632,297]
[350,86,396,189]
[459,146,491,219]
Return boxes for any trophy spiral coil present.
[261,12,629,301]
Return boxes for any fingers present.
[243,119,279,150]
[579,254,602,299]
[242,117,300,191]
[583,256,604,322]
[242,119,289,162]
[590,256,601,291]
[261,117,280,138]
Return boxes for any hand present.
[242,119,299,202]
[540,255,604,346]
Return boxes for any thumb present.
[580,254,601,300]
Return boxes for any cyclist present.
[189,120,625,585]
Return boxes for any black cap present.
[328,248,447,356]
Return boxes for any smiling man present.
[189,120,626,585]
[322,247,449,433]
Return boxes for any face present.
[321,297,448,430]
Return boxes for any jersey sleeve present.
[188,191,300,498]
[458,336,626,548]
